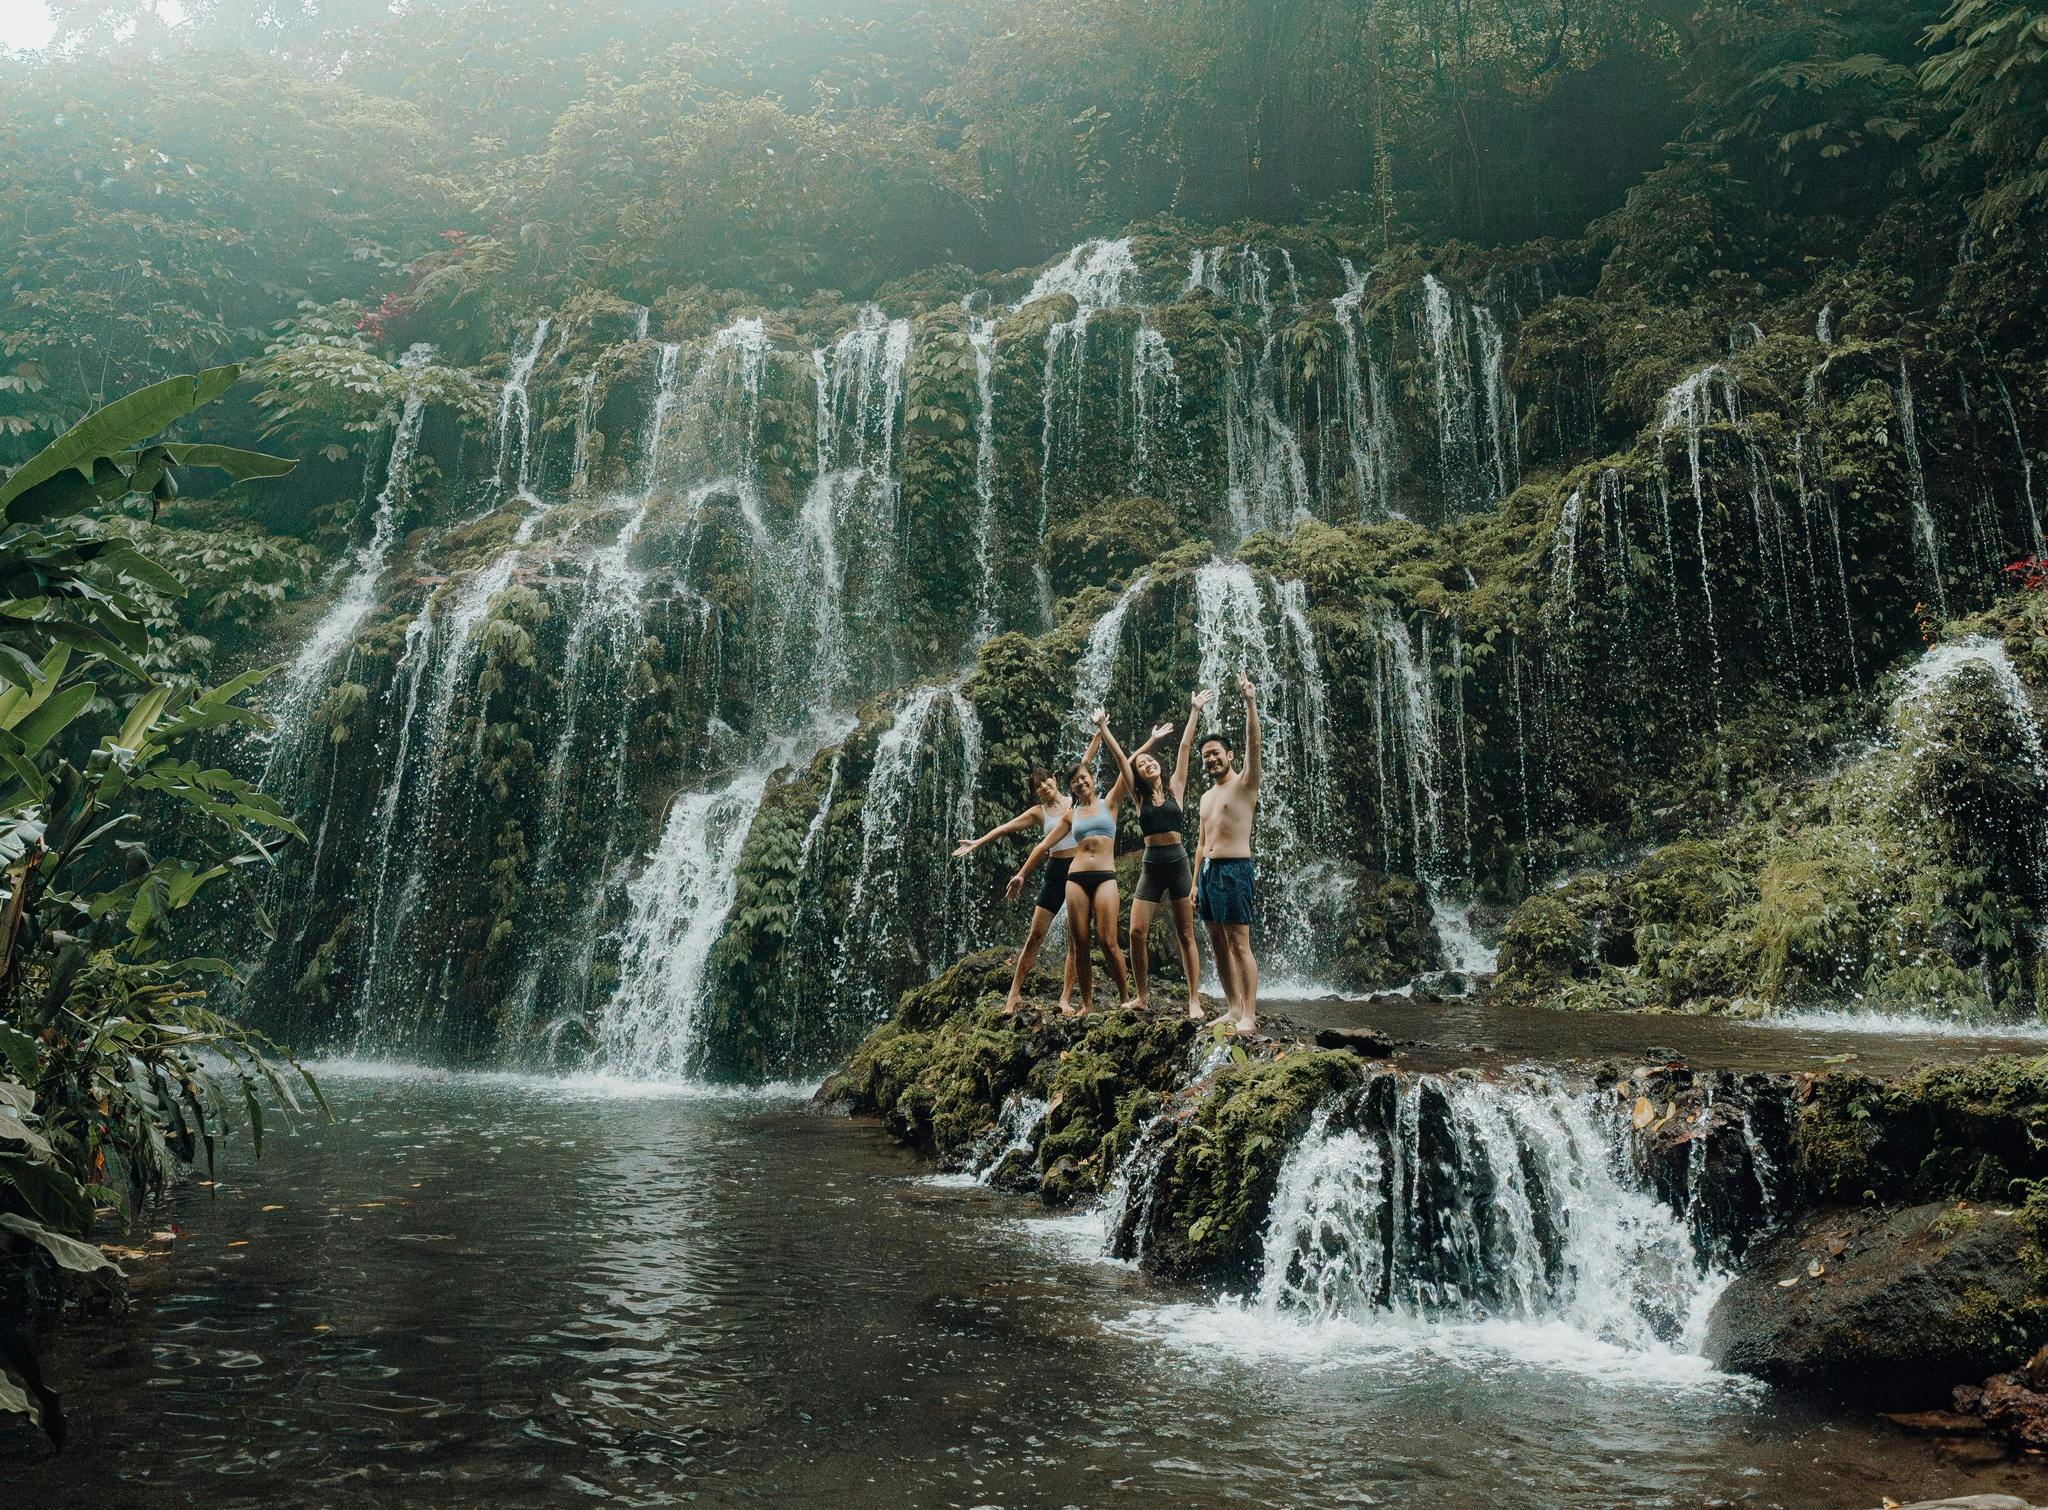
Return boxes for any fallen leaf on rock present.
[227,1239,250,1248]
[151,1230,176,1242]
[1631,1097,1654,1129]
[1778,1276,1800,1288]
[1996,1208,2018,1217]
[1807,1258,1825,1277]
[261,1205,284,1212]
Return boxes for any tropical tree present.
[0,366,323,1442]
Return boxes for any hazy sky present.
[1,0,55,51]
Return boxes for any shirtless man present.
[1193,674,1260,1033]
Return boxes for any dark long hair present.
[1131,756,1164,809]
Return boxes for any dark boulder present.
[1706,1200,2047,1407]
[1314,1025,1395,1058]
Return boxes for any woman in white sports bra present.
[954,726,1101,1013]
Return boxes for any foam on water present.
[307,1057,819,1102]
[1752,1008,2048,1042]
[1110,1301,1750,1391]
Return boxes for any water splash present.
[1254,1078,1727,1353]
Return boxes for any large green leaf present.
[0,366,241,520]
[11,682,94,756]
[126,443,296,482]
[0,1211,119,1275]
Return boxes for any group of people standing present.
[952,676,1263,1033]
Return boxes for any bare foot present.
[1002,994,1023,1015]
[1234,1013,1258,1035]
[1204,1010,1237,1032]
[1060,1004,1091,1020]
[1119,997,1144,1012]
[1184,996,1204,1021]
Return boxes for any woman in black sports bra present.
[1128,688,1208,1019]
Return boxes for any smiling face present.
[1200,738,1233,780]
[1133,752,1161,786]
[1067,765,1097,803]
[1034,774,1062,807]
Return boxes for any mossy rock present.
[1137,1048,1363,1287]
[1793,1056,2048,1205]
[1043,496,1191,601]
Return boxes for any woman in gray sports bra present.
[1127,687,1209,1019]
[1009,708,1136,1014]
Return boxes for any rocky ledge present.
[824,948,2048,1413]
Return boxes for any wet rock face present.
[1628,1065,1794,1266]
[1705,1201,2048,1407]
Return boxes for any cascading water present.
[1419,275,1517,519]
[1248,1075,1729,1356]
[494,317,552,502]
[267,342,437,768]
[966,304,1001,642]
[839,681,985,1016]
[1896,359,1948,617]
[1333,260,1397,522]
[1031,238,1137,614]
[600,762,781,1078]
[1067,572,1153,748]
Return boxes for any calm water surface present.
[3,1062,2041,1508]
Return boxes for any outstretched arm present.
[1241,675,1261,792]
[1006,816,1072,900]
[953,805,1040,859]
[1097,709,1135,807]
[1171,688,1211,803]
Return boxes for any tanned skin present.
[1194,675,1261,1033]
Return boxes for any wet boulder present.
[1314,1025,1395,1058]
[1705,1200,2048,1407]
[1135,1049,1362,1287]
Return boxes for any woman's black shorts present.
[1134,841,1193,903]
[1035,854,1074,913]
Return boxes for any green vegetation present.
[0,371,319,1440]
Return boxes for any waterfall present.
[1658,364,1733,694]
[1333,260,1396,522]
[568,370,597,495]
[1990,368,2043,556]
[494,317,551,502]
[1208,245,1310,539]
[1252,1076,1727,1353]
[1068,572,1152,747]
[269,342,436,752]
[600,762,781,1078]
[940,1093,1051,1188]
[841,681,985,1014]
[1419,275,1516,517]
[1547,487,1585,634]
[1364,605,1448,881]
[966,305,1001,642]
[1130,314,1182,492]
[349,598,435,1037]
[757,308,912,718]
[1893,635,2046,774]
[643,340,684,489]
[1896,359,1948,618]
[1032,238,1137,609]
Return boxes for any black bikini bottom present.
[1067,869,1117,902]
